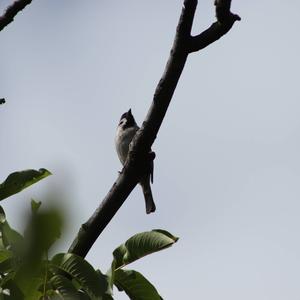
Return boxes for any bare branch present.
[68,0,240,257]
[189,0,240,52]
[0,0,33,32]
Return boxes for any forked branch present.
[68,0,240,257]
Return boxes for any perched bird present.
[115,109,156,214]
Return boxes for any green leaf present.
[0,206,23,250]
[106,261,115,293]
[0,169,52,201]
[50,275,80,300]
[102,294,114,300]
[0,280,24,300]
[23,284,43,300]
[112,230,178,270]
[0,249,13,274]
[30,200,42,214]
[77,290,92,300]
[25,209,63,256]
[114,269,163,300]
[0,206,6,223]
[14,267,44,300]
[14,209,63,299]
[51,253,108,299]
[0,249,12,263]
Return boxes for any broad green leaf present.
[112,230,178,270]
[50,275,80,300]
[0,206,23,250]
[114,269,162,300]
[15,209,62,299]
[0,249,12,263]
[0,249,13,274]
[0,169,52,201]
[23,287,43,300]
[0,222,23,250]
[25,209,63,256]
[14,269,44,300]
[51,253,108,299]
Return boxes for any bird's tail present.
[140,178,156,214]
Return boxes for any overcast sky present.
[1,1,300,299]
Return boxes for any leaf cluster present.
[0,169,178,299]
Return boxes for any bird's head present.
[118,109,137,129]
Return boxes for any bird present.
[115,109,156,214]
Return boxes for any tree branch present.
[68,0,240,258]
[0,0,33,32]
[189,0,241,52]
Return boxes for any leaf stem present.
[42,251,49,299]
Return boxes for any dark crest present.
[120,109,136,127]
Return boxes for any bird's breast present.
[115,127,138,165]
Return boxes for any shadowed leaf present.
[0,280,24,300]
[24,208,63,259]
[0,206,23,249]
[0,169,52,201]
[114,269,163,300]
[51,253,109,299]
[112,230,178,270]
[50,275,80,300]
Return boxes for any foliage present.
[0,170,178,299]
[0,169,51,201]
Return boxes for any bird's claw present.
[148,151,156,161]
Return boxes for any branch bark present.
[68,0,240,257]
[0,0,33,32]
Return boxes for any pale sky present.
[1,1,300,299]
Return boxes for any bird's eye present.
[119,119,126,126]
